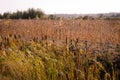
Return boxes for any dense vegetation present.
[0,8,120,20]
[0,34,120,80]
[0,19,120,80]
[0,8,44,19]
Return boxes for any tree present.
[0,13,3,19]
[76,16,83,20]
[22,11,29,19]
[16,11,23,19]
[28,8,36,19]
[83,16,94,20]
[0,8,45,19]
[48,15,56,20]
[27,8,44,19]
[83,16,89,20]
[36,9,44,19]
[3,12,11,19]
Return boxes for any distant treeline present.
[0,8,120,20]
[0,8,44,19]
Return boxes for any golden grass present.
[0,19,119,80]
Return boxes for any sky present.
[0,0,120,14]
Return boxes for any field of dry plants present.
[0,19,120,80]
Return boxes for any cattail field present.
[0,19,120,80]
